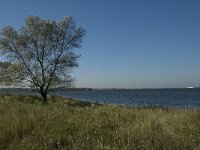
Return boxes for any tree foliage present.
[0,16,85,103]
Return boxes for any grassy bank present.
[0,95,200,149]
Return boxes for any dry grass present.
[0,94,200,149]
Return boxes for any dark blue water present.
[1,88,200,108]
[53,89,200,108]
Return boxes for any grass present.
[0,94,200,149]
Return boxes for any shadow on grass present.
[65,97,102,108]
[0,94,102,108]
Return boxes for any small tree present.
[0,16,85,104]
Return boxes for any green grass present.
[0,94,200,150]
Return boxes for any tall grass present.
[0,94,200,149]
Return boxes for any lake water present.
[1,88,200,108]
[53,89,200,108]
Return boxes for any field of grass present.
[0,94,200,149]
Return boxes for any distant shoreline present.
[0,88,200,108]
[0,87,199,91]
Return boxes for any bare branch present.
[0,16,85,103]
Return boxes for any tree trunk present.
[41,91,48,104]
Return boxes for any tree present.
[0,16,85,104]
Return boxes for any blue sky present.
[0,0,200,88]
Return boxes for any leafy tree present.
[0,16,85,104]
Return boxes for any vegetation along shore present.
[0,94,200,149]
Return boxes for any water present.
[1,88,200,108]
[53,89,200,108]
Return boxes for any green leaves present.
[0,62,26,85]
[0,16,85,102]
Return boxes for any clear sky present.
[0,0,200,88]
